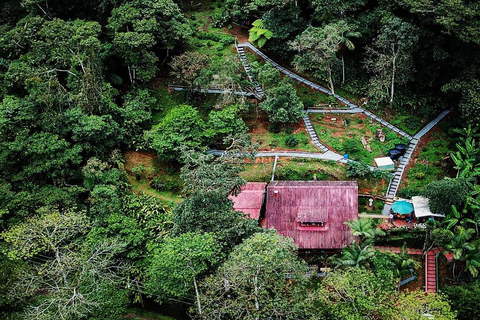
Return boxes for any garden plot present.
[273,158,389,194]
[311,113,410,164]
[246,117,320,153]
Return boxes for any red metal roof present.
[265,181,358,249]
[229,182,266,220]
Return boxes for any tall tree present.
[364,17,419,104]
[147,232,222,316]
[290,22,353,95]
[107,0,191,84]
[259,81,304,124]
[198,231,310,320]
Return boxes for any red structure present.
[229,182,267,220]
[265,181,358,249]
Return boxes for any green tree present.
[205,105,248,145]
[422,178,469,215]
[1,208,129,320]
[364,17,419,104]
[442,281,480,320]
[107,0,191,84]
[259,81,304,124]
[170,51,210,98]
[198,231,310,320]
[147,233,222,315]
[146,105,205,161]
[290,22,350,95]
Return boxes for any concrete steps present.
[303,115,329,153]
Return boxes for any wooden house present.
[229,182,267,220]
[265,181,358,249]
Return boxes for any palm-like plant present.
[465,246,480,278]
[389,244,421,278]
[444,226,475,260]
[444,226,477,280]
[345,218,385,244]
[332,241,375,269]
[337,23,361,84]
[451,125,480,178]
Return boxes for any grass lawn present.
[124,151,184,208]
[297,85,346,109]
[398,130,454,198]
[273,158,389,195]
[358,197,385,214]
[311,113,410,164]
[363,106,429,136]
[239,161,274,182]
[125,308,178,320]
[246,117,320,152]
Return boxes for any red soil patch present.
[124,151,157,173]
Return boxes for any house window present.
[299,221,325,227]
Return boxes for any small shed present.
[264,181,358,249]
[412,196,445,219]
[229,182,267,220]
[374,157,395,171]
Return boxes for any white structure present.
[411,196,445,219]
[374,157,395,171]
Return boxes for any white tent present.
[411,196,445,218]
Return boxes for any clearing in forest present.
[310,113,409,164]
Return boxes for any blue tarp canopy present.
[392,201,414,215]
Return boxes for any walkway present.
[235,44,264,99]
[237,42,413,140]
[169,85,255,97]
[385,109,451,202]
[307,108,364,113]
[207,149,344,161]
[302,114,330,152]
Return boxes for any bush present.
[151,175,183,193]
[346,161,371,178]
[285,126,294,134]
[442,282,480,320]
[422,178,469,214]
[398,187,421,199]
[343,139,362,154]
[285,136,299,147]
[268,122,281,133]
[385,131,398,141]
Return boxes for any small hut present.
[374,157,395,171]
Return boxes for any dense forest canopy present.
[1,0,480,319]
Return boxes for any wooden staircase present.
[425,250,437,293]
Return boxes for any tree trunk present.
[342,54,345,84]
[390,45,397,104]
[193,276,202,316]
[327,66,335,96]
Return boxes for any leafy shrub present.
[268,122,281,133]
[398,186,421,199]
[414,172,425,179]
[385,131,398,141]
[151,175,182,193]
[442,282,480,320]
[346,161,370,177]
[343,139,361,154]
[406,117,421,130]
[285,136,299,147]
[285,126,294,134]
